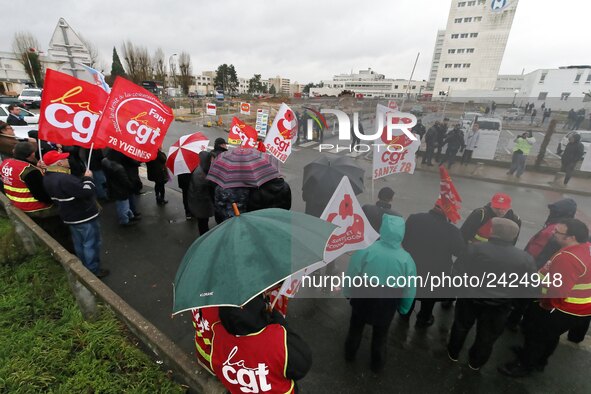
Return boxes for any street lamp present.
[168,53,177,90]
[512,89,519,107]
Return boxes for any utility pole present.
[535,119,557,168]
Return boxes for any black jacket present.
[107,150,142,193]
[188,151,215,219]
[436,123,448,145]
[461,203,521,244]
[146,150,168,184]
[402,209,465,297]
[412,123,426,140]
[425,126,438,146]
[362,201,402,232]
[101,157,132,200]
[248,178,292,212]
[561,134,585,165]
[219,297,312,381]
[43,168,99,224]
[7,114,27,126]
[453,238,537,304]
[444,128,466,151]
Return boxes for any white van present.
[471,117,503,160]
[18,88,42,108]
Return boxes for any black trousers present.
[422,145,435,164]
[197,218,210,235]
[154,182,166,201]
[568,317,591,343]
[561,161,577,185]
[461,149,473,165]
[345,311,391,367]
[435,144,444,161]
[447,299,510,368]
[180,185,190,215]
[521,303,591,368]
[439,148,459,168]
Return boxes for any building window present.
[448,49,456,54]
[574,73,582,83]
[454,64,461,68]
[468,1,476,5]
[464,17,472,22]
[412,86,416,90]
[466,48,475,53]
[539,72,547,83]
[451,34,459,39]
[586,74,591,84]
[463,63,471,68]
[458,1,466,7]
[561,92,571,101]
[445,64,452,68]
[474,16,482,21]
[442,78,450,82]
[478,0,485,4]
[538,92,548,100]
[394,85,398,89]
[460,33,469,38]
[460,78,468,82]
[457,49,466,53]
[455,18,462,23]
[451,78,459,82]
[470,33,478,38]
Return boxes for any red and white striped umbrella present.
[166,132,209,175]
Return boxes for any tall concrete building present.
[429,0,519,98]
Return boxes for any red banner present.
[38,69,108,148]
[94,77,174,162]
[437,165,462,223]
[228,117,258,148]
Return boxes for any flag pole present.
[86,142,94,169]
[38,139,43,160]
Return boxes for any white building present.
[310,68,427,99]
[429,0,519,98]
[268,76,291,95]
[0,51,33,94]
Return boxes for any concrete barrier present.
[0,193,224,394]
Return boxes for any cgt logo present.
[274,109,297,153]
[222,346,272,393]
[115,100,170,145]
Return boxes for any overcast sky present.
[3,0,589,83]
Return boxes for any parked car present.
[0,104,39,124]
[0,96,27,109]
[557,130,591,156]
[474,117,502,131]
[460,111,484,129]
[18,88,42,108]
[410,105,424,117]
[502,108,524,121]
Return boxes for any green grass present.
[0,218,185,393]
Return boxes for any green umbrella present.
[173,208,337,314]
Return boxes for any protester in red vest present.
[499,218,591,377]
[460,193,521,244]
[191,307,220,375]
[210,295,311,394]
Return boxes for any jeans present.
[447,299,510,368]
[129,193,139,215]
[69,219,102,274]
[92,170,108,200]
[115,199,134,224]
[509,152,527,176]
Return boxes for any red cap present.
[43,150,70,166]
[491,193,511,210]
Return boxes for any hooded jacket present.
[217,296,312,381]
[188,151,215,219]
[561,133,585,165]
[345,215,417,324]
[248,178,292,212]
[525,198,577,268]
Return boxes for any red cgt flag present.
[228,116,258,148]
[93,77,174,162]
[437,165,462,223]
[38,69,108,148]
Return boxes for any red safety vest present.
[191,307,219,375]
[473,218,493,243]
[540,242,591,316]
[0,158,51,212]
[525,223,557,259]
[210,323,294,394]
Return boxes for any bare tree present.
[80,35,100,68]
[122,41,140,83]
[12,32,43,86]
[153,48,167,84]
[178,52,192,95]
[136,46,152,82]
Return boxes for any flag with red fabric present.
[38,69,109,148]
[228,117,258,148]
[93,77,174,162]
[437,165,462,223]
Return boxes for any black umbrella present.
[302,156,365,217]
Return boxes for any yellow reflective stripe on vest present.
[572,283,591,290]
[3,184,29,193]
[194,339,211,362]
[564,296,591,305]
[474,234,489,242]
[7,194,38,203]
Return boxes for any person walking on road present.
[499,219,591,378]
[422,122,439,166]
[461,193,521,244]
[542,108,551,124]
[461,123,480,165]
[560,132,585,186]
[448,218,536,370]
[507,131,535,178]
[362,186,401,232]
[188,151,215,235]
[344,215,416,372]
[210,295,312,393]
[402,201,465,328]
[146,148,169,205]
[101,156,138,227]
[530,109,537,125]
[439,124,465,169]
[435,118,449,162]
[42,150,109,278]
